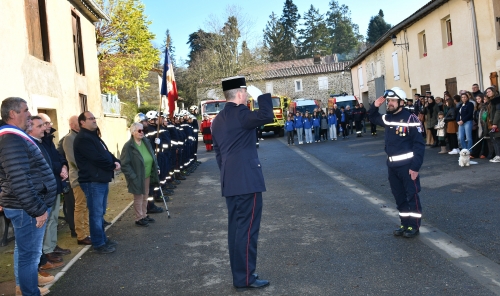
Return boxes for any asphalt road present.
[49,130,500,295]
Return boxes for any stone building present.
[197,55,352,107]
[0,0,129,156]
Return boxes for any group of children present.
[284,108,349,145]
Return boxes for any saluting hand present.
[409,169,418,181]
[374,96,385,107]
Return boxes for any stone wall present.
[197,71,352,107]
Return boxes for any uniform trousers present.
[388,163,422,229]
[225,192,262,287]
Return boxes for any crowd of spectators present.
[412,84,500,163]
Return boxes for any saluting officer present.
[368,87,425,238]
[211,76,274,290]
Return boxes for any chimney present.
[313,54,321,64]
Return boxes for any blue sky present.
[141,0,430,65]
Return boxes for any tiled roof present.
[247,61,350,81]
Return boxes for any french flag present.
[160,49,178,116]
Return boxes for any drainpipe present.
[468,0,484,90]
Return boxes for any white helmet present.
[189,105,198,112]
[134,113,147,123]
[385,87,407,102]
[146,110,158,120]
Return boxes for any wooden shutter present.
[420,84,430,95]
[392,52,400,80]
[490,72,499,90]
[445,78,457,97]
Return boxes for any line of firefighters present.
[135,109,200,212]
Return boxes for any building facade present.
[198,56,352,107]
[351,0,500,106]
[0,0,128,156]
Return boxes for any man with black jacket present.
[0,97,57,295]
[38,113,71,265]
[74,111,121,254]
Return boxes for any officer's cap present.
[222,76,247,91]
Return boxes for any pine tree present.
[325,0,361,56]
[366,9,392,45]
[297,5,329,59]
[161,29,176,67]
[263,12,285,62]
[279,0,300,61]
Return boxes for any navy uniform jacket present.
[212,93,274,197]
[368,104,425,172]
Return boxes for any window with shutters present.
[441,16,453,47]
[318,77,328,90]
[295,79,303,92]
[72,12,85,75]
[392,52,400,81]
[418,31,427,58]
[358,67,363,88]
[266,82,273,94]
[25,0,50,61]
[80,94,88,112]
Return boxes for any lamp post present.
[391,34,409,51]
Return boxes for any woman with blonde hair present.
[120,122,160,227]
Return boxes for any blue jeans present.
[305,128,313,143]
[313,126,320,141]
[81,182,109,248]
[458,120,473,150]
[296,127,304,143]
[4,208,47,295]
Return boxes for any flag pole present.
[157,49,170,155]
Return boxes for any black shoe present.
[94,244,116,254]
[235,279,270,290]
[144,216,155,223]
[103,220,112,226]
[403,227,419,238]
[147,206,164,214]
[393,225,406,236]
[135,219,149,227]
[106,239,118,247]
[71,232,77,238]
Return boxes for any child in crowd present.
[285,115,295,145]
[294,111,304,144]
[339,107,348,139]
[327,109,337,140]
[320,112,328,141]
[312,111,321,142]
[435,111,447,153]
[303,112,313,143]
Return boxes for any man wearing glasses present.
[74,111,121,253]
[37,113,71,265]
[369,87,425,238]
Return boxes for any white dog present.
[458,149,471,167]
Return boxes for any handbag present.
[446,120,458,134]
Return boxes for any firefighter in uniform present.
[200,113,213,151]
[212,76,274,289]
[368,87,425,238]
